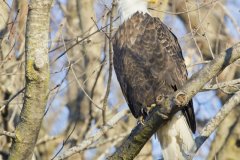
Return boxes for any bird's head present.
[117,0,158,24]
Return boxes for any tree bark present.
[8,0,52,159]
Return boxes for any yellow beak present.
[148,0,157,4]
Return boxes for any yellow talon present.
[150,103,156,108]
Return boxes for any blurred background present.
[0,0,240,159]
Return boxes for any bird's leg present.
[137,95,171,124]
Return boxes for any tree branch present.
[8,0,53,159]
[202,78,240,92]
[108,43,240,159]
[193,90,240,155]
[102,0,116,125]
[55,109,130,160]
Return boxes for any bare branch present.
[202,78,240,91]
[102,0,116,125]
[0,87,25,112]
[8,0,53,159]
[55,109,130,160]
[193,90,240,155]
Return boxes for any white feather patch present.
[117,0,150,24]
[157,111,196,160]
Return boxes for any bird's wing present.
[113,13,195,132]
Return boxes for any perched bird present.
[112,0,196,159]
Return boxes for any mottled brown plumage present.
[113,12,196,133]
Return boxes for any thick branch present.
[108,43,240,160]
[8,0,52,160]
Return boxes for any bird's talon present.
[150,103,156,108]
[137,116,145,125]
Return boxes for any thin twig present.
[52,17,119,63]
[203,78,240,91]
[44,67,71,116]
[84,53,106,139]
[91,17,110,39]
[102,0,116,125]
[7,9,19,40]
[185,0,204,60]
[2,0,11,9]
[51,121,78,160]
[148,0,220,15]
[87,133,128,150]
[0,87,25,112]
[61,26,103,110]
[36,135,60,146]
[71,64,103,110]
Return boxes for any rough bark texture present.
[8,0,52,159]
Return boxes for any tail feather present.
[157,111,196,160]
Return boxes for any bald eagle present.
[113,0,196,159]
